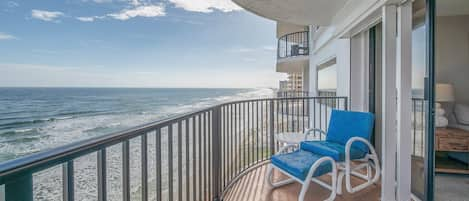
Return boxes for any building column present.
[381,4,398,201]
[397,1,413,201]
[308,25,317,97]
[303,63,310,92]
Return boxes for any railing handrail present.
[277,30,309,59]
[0,96,347,183]
[278,30,309,41]
[0,106,213,182]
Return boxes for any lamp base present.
[435,102,449,127]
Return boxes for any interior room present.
[434,0,469,200]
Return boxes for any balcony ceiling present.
[233,0,348,25]
[277,22,308,39]
[276,57,309,73]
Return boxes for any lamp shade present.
[436,83,455,102]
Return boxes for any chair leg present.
[345,137,381,194]
[336,171,344,195]
[266,164,295,189]
[303,157,337,201]
[298,181,311,201]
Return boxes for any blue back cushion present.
[325,110,374,153]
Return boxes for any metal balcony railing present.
[318,90,337,97]
[277,31,309,59]
[276,90,309,98]
[412,98,426,157]
[0,96,348,201]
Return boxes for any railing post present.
[345,97,349,110]
[212,106,221,201]
[4,174,33,201]
[269,100,275,157]
[63,161,74,201]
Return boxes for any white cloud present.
[93,0,113,3]
[262,45,276,52]
[129,0,141,6]
[169,0,242,13]
[229,45,277,53]
[7,1,19,8]
[81,0,112,3]
[230,47,256,53]
[31,9,64,22]
[0,63,281,88]
[0,32,16,40]
[76,17,96,22]
[107,4,166,20]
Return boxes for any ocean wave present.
[55,110,102,117]
[0,116,74,129]
[0,128,37,136]
[0,88,275,160]
[0,135,43,144]
[83,122,122,133]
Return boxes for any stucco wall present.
[276,22,308,39]
[436,15,469,104]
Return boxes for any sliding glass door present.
[410,1,429,199]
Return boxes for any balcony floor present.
[223,164,381,201]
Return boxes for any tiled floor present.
[223,164,381,201]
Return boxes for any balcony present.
[0,96,355,201]
[277,90,309,98]
[278,31,309,59]
[277,31,309,73]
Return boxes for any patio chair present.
[300,110,380,194]
[266,110,379,201]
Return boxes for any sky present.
[0,0,285,88]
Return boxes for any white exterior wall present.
[307,1,411,201]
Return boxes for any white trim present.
[396,2,412,201]
[381,4,398,201]
[350,31,370,112]
[411,193,422,201]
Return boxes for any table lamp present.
[435,83,455,127]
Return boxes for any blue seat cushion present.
[326,110,374,154]
[271,150,333,181]
[300,141,367,162]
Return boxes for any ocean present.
[0,87,274,162]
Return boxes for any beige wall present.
[276,22,308,38]
[436,15,469,104]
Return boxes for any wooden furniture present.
[435,127,469,174]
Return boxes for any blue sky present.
[0,0,284,88]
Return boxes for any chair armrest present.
[344,137,378,161]
[304,128,327,141]
[344,137,381,193]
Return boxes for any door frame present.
[424,0,436,200]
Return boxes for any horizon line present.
[0,86,277,89]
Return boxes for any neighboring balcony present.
[276,31,310,73]
[277,90,309,98]
[278,31,309,59]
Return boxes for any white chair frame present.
[266,144,337,201]
[304,129,381,195]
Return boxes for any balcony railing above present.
[277,90,309,98]
[277,31,309,59]
[318,90,337,97]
